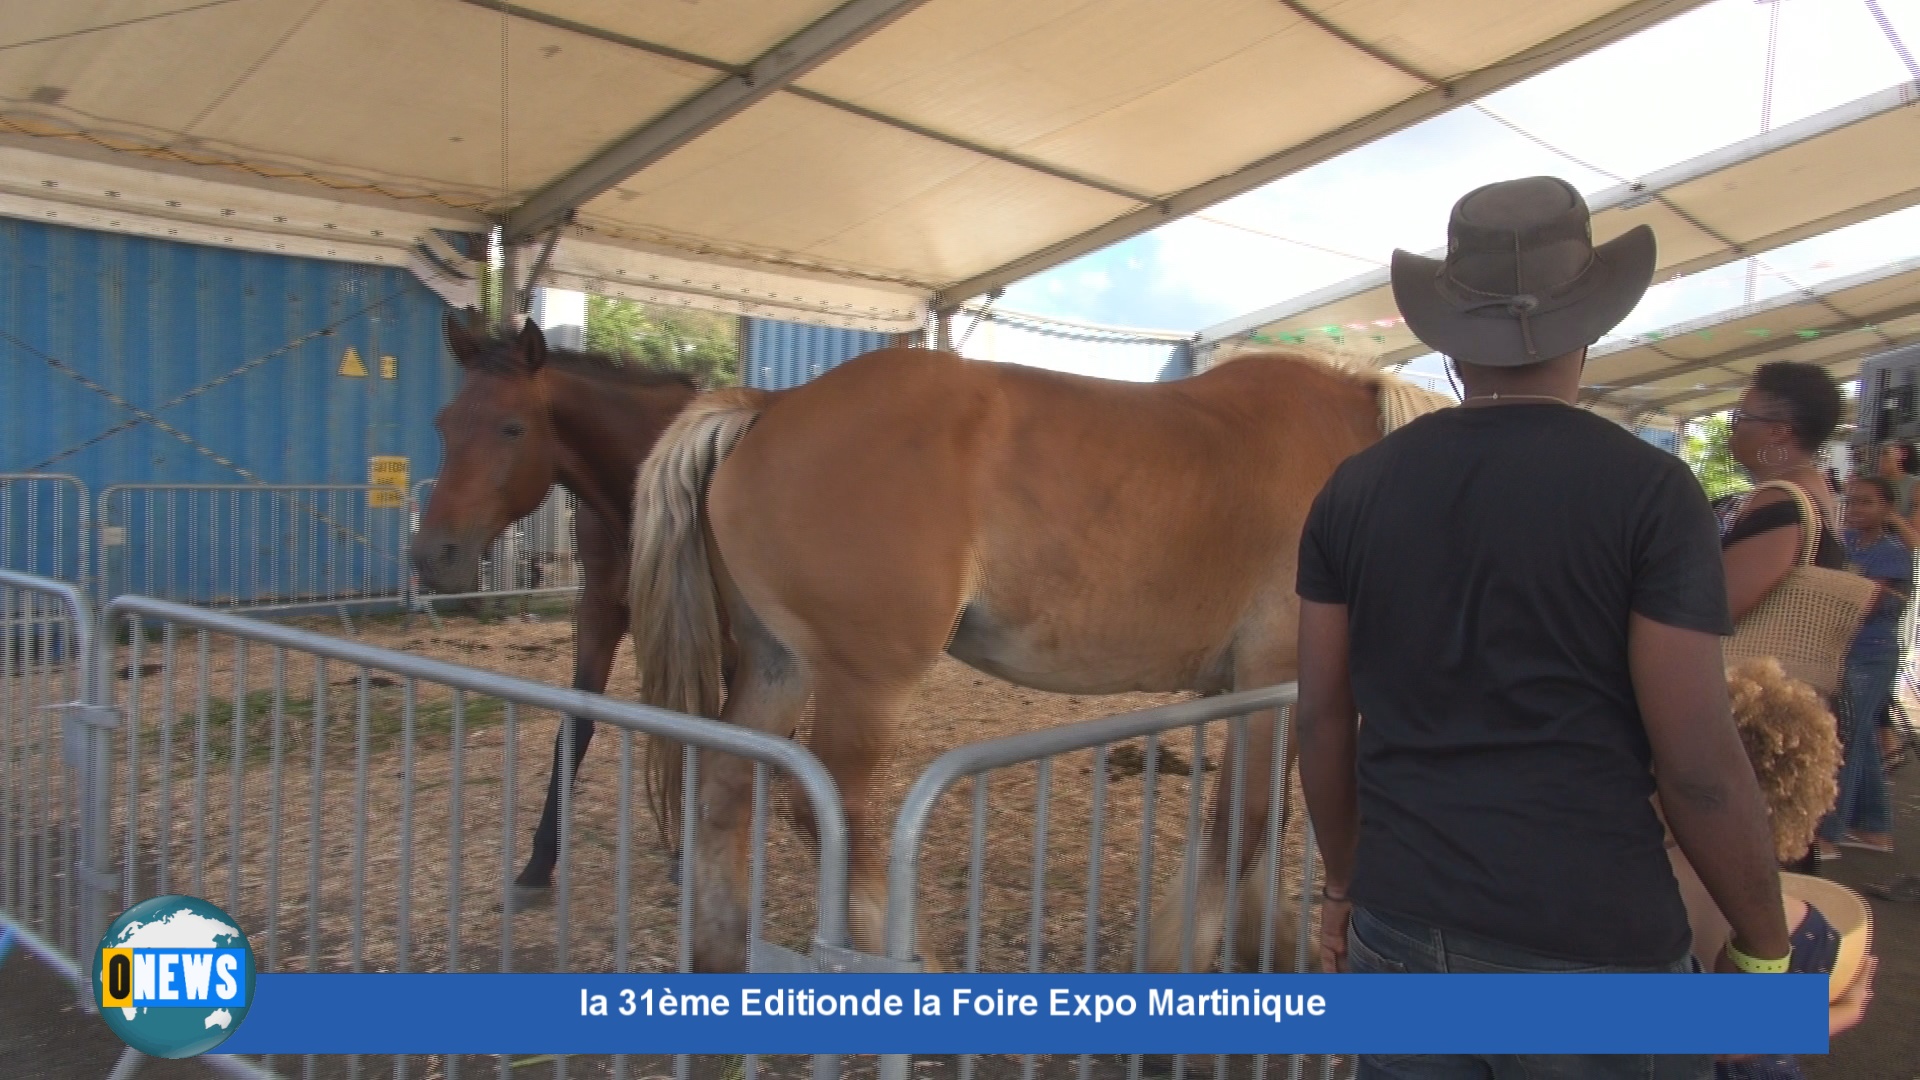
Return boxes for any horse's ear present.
[445,311,484,367]
[517,317,548,373]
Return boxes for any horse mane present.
[1201,342,1453,436]
[463,339,700,390]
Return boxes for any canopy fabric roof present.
[1575,257,1920,421]
[1197,81,1920,363]
[0,0,1713,331]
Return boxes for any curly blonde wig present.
[1726,657,1843,862]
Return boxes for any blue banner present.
[217,974,1830,1055]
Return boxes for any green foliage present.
[1682,412,1750,501]
[585,295,739,388]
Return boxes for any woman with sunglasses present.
[1717,362,1848,874]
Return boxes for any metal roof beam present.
[1580,295,1920,405]
[1636,334,1920,413]
[930,0,1715,308]
[477,0,1159,211]
[453,0,735,75]
[481,0,1159,219]
[505,0,933,241]
[1195,80,1920,348]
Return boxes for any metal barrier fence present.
[0,475,584,622]
[408,480,582,613]
[3,566,856,1080]
[1,569,108,969]
[2,569,276,1079]
[105,592,850,1080]
[880,684,1348,1080]
[98,485,414,618]
[0,473,93,595]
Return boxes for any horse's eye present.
[502,422,525,438]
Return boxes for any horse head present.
[412,312,561,597]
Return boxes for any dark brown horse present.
[412,314,699,900]
[625,345,1451,971]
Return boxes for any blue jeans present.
[1345,905,1710,1080]
[1818,644,1895,841]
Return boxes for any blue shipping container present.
[0,216,460,603]
[742,318,895,390]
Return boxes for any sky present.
[959,0,1920,386]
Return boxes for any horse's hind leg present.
[803,664,921,965]
[689,608,810,973]
[1148,632,1296,973]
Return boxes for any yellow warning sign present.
[339,346,368,378]
[380,355,397,380]
[369,456,408,508]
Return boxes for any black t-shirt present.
[1297,404,1733,966]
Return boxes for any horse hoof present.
[502,884,554,914]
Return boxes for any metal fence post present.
[1,569,119,1004]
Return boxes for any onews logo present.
[92,895,255,1058]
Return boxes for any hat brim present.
[1390,224,1656,367]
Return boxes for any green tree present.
[1681,412,1750,501]
[584,295,739,388]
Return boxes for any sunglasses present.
[1729,409,1791,427]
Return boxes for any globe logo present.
[92,894,255,1058]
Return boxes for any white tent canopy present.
[0,0,1717,331]
[1195,81,1920,364]
[1577,256,1920,421]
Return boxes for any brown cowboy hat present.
[1391,175,1655,367]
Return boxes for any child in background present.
[1814,475,1909,857]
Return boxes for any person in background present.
[1810,475,1907,857]
[1873,440,1918,771]
[1877,441,1918,522]
[1298,176,1789,1080]
[1714,362,1848,874]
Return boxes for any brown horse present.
[625,344,1451,972]
[412,313,699,899]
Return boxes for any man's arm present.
[1629,614,1789,967]
[1297,598,1360,971]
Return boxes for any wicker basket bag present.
[1722,480,1877,700]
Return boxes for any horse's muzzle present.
[410,528,484,596]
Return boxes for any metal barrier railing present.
[0,474,93,599]
[105,592,850,1080]
[880,684,1344,1080]
[2,569,276,1080]
[5,565,860,1079]
[408,479,583,613]
[1,569,107,968]
[0,474,584,623]
[98,484,413,619]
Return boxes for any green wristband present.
[1724,940,1790,974]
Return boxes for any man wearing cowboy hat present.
[1294,176,1794,1077]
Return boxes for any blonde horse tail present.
[629,387,768,855]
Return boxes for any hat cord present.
[1439,228,1597,361]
